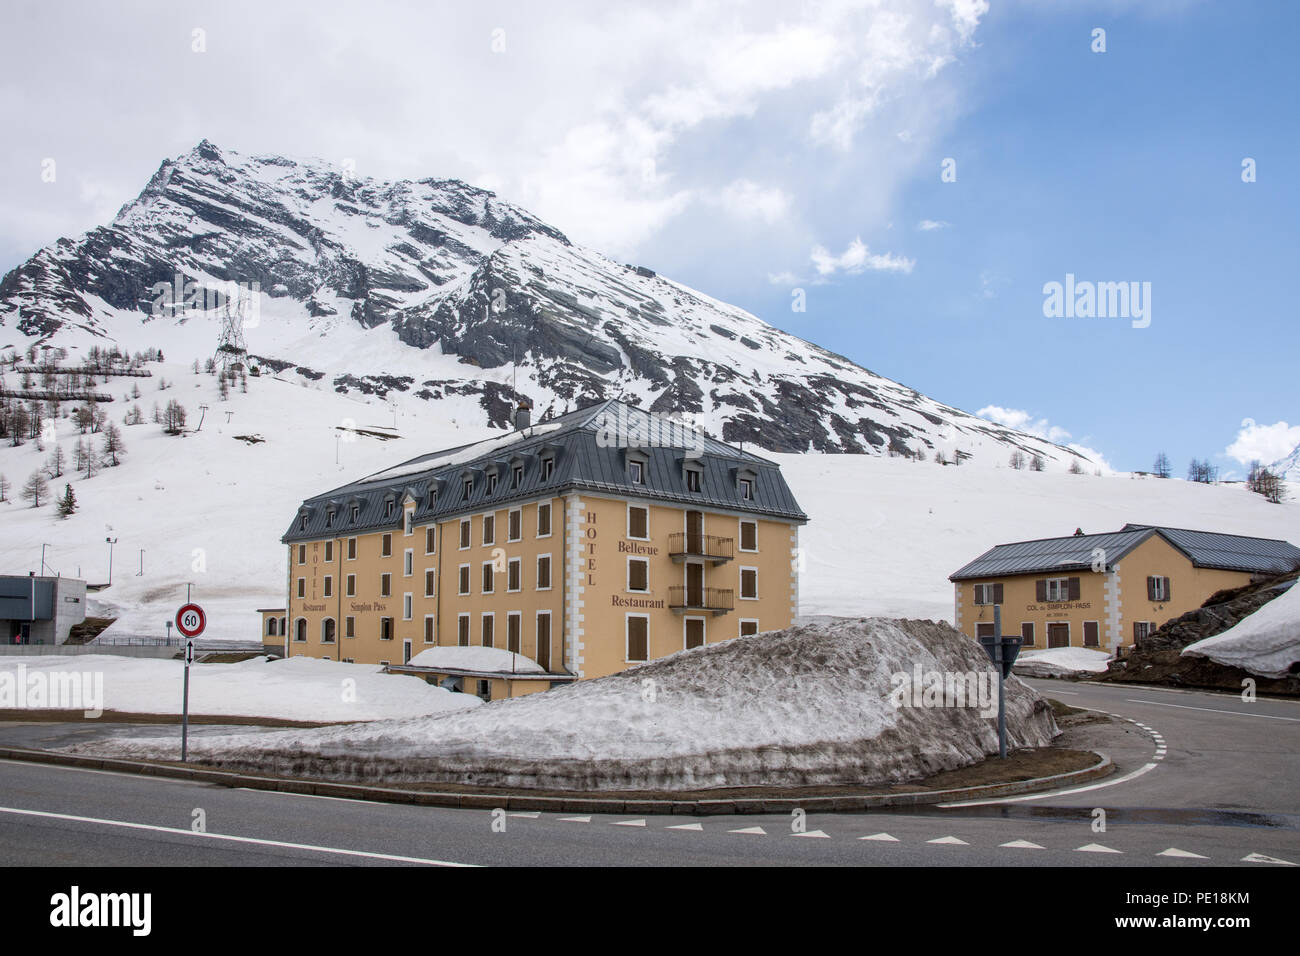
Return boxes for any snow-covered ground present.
[2,356,1299,640]
[407,646,544,674]
[1182,582,1300,679]
[0,654,480,722]
[1012,647,1112,678]
[71,618,1058,791]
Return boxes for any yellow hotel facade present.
[279,400,807,694]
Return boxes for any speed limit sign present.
[175,603,206,638]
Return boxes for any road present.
[0,680,1296,866]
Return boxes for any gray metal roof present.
[283,399,806,542]
[951,524,1300,581]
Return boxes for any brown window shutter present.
[1133,620,1140,640]
[1068,577,1081,601]
[1163,577,1171,601]
[1036,580,1047,602]
[1021,622,1034,644]
[1147,576,1155,600]
[993,583,1004,604]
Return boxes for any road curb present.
[0,746,1113,815]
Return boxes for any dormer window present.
[540,457,554,481]
[403,510,413,535]
[512,464,523,488]
[487,472,498,494]
[351,504,360,522]
[739,478,753,501]
[462,477,472,501]
[686,469,702,493]
[426,488,436,509]
[298,513,308,531]
[384,499,395,519]
[629,461,644,485]
[325,509,335,528]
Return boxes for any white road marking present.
[235,788,372,805]
[0,804,475,866]
[1076,843,1121,854]
[1242,852,1296,865]
[612,819,646,827]
[1157,848,1208,859]
[666,822,703,831]
[729,826,766,835]
[793,829,829,838]
[860,832,899,842]
[938,762,1158,807]
[1000,839,1044,849]
[507,811,540,819]
[1125,699,1300,722]
[558,816,591,823]
[1045,690,1080,695]
[927,835,969,845]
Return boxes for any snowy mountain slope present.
[1,360,1297,643]
[0,140,1086,464]
[1270,442,1300,482]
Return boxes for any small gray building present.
[0,574,88,645]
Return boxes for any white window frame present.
[627,503,650,541]
[347,537,357,560]
[423,614,436,644]
[629,460,644,485]
[380,572,392,597]
[457,563,471,596]
[345,616,355,639]
[481,611,495,648]
[626,556,649,593]
[536,553,553,591]
[506,611,522,654]
[481,560,496,594]
[1020,621,1035,646]
[323,575,333,598]
[293,618,307,642]
[346,573,356,597]
[403,592,413,621]
[683,615,707,650]
[739,478,754,501]
[296,577,305,598]
[457,613,470,647]
[738,618,760,638]
[536,610,553,666]
[459,518,471,550]
[739,565,759,601]
[1150,576,1169,601]
[324,540,334,562]
[507,507,522,542]
[318,618,333,644]
[482,512,496,546]
[738,519,758,553]
[507,556,522,593]
[403,548,413,576]
[424,526,436,555]
[1044,577,1071,602]
[625,613,650,663]
[536,502,553,538]
[403,509,414,536]
[424,568,436,598]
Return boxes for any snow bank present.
[0,654,480,722]
[1182,583,1300,679]
[407,646,543,674]
[73,618,1059,791]
[1013,647,1112,678]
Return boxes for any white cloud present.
[810,237,914,276]
[1224,419,1300,466]
[917,219,949,231]
[977,405,1072,445]
[714,179,792,224]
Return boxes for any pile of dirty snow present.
[1182,582,1300,679]
[1013,647,1112,679]
[72,619,1058,791]
[0,655,480,723]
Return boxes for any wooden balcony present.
[668,586,734,615]
[667,533,734,565]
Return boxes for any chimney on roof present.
[515,398,532,432]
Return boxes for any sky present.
[1,0,1296,475]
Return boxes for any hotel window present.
[1133,621,1154,641]
[507,613,521,654]
[508,508,521,541]
[740,568,758,600]
[379,617,393,641]
[459,518,471,549]
[739,520,757,552]
[487,472,498,494]
[322,619,336,643]
[458,565,470,595]
[404,510,413,535]
[739,478,754,501]
[1039,577,1078,603]
[462,477,473,502]
[1021,622,1035,646]
[424,616,435,644]
[326,511,334,529]
[403,594,413,620]
[298,514,307,532]
[1083,621,1100,647]
[426,488,436,509]
[1147,576,1171,602]
[739,619,759,637]
[536,613,552,670]
[537,502,552,537]
[425,569,436,598]
[323,576,333,598]
[425,527,436,555]
[345,617,355,639]
[324,541,333,562]
[381,533,392,557]
[351,505,359,522]
[403,550,413,576]
[626,616,649,662]
[482,561,495,594]
[629,460,644,485]
[298,544,306,564]
[294,619,307,642]
[512,464,523,488]
[346,574,356,597]
[536,555,552,590]
[627,505,649,540]
[296,578,305,598]
[347,537,357,560]
[973,583,1004,605]
[483,514,495,546]
[458,614,470,646]
[540,457,554,481]
[686,468,702,493]
[628,558,648,592]
[380,573,391,597]
[481,614,495,648]
[508,558,521,592]
[685,618,705,649]
[385,499,395,519]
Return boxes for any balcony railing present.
[667,533,735,564]
[668,586,734,614]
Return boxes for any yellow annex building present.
[950,524,1300,654]
[279,399,807,697]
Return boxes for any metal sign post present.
[977,605,1022,758]
[175,603,206,763]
